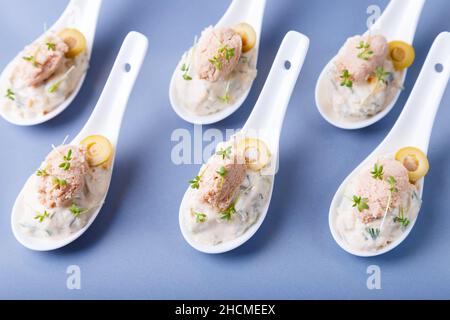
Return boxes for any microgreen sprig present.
[36,169,48,177]
[46,42,56,51]
[219,45,235,62]
[218,81,231,104]
[374,66,391,85]
[5,88,15,101]
[394,207,410,228]
[181,63,192,81]
[352,195,369,212]
[189,175,201,189]
[59,149,72,171]
[70,203,86,218]
[216,166,227,177]
[52,177,67,187]
[34,210,50,223]
[371,163,384,180]
[387,176,398,193]
[356,41,374,60]
[195,212,207,223]
[22,55,39,67]
[340,69,353,88]
[216,146,232,160]
[220,203,236,221]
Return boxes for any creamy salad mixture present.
[17,135,113,239]
[1,28,88,120]
[335,147,429,253]
[172,23,258,116]
[327,34,415,119]
[181,135,273,246]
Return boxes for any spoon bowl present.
[315,0,425,130]
[169,0,266,125]
[179,31,310,253]
[0,0,103,126]
[329,32,450,256]
[11,31,148,251]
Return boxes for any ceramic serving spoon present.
[315,0,425,129]
[11,31,148,251]
[169,0,266,125]
[329,32,450,257]
[179,31,310,253]
[0,0,103,126]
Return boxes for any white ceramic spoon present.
[179,31,310,253]
[329,32,450,257]
[315,0,425,130]
[0,0,103,126]
[11,32,148,251]
[169,0,266,125]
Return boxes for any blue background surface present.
[0,0,449,299]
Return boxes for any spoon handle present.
[370,0,425,43]
[217,0,266,34]
[243,31,309,147]
[52,0,103,36]
[74,32,148,146]
[380,32,450,154]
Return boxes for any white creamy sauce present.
[18,166,110,239]
[172,27,257,116]
[328,60,402,119]
[335,161,421,253]
[183,170,272,246]
[1,32,88,120]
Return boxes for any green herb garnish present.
[59,149,72,171]
[34,210,50,223]
[371,163,384,180]
[216,166,227,177]
[5,88,15,101]
[394,207,410,227]
[218,81,231,104]
[52,177,67,187]
[216,146,232,160]
[36,169,48,177]
[70,203,85,218]
[208,55,223,70]
[48,80,62,93]
[22,55,39,67]
[181,63,192,81]
[340,69,353,88]
[189,175,201,189]
[219,45,235,61]
[366,227,380,240]
[220,203,236,221]
[356,41,374,60]
[387,176,398,193]
[195,212,207,223]
[374,66,391,85]
[46,42,56,51]
[352,195,369,212]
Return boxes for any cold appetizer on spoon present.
[329,35,413,119]
[172,24,257,116]
[1,28,88,121]
[315,0,425,129]
[18,135,113,239]
[181,135,273,246]
[0,0,102,125]
[336,147,428,253]
[170,0,266,124]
